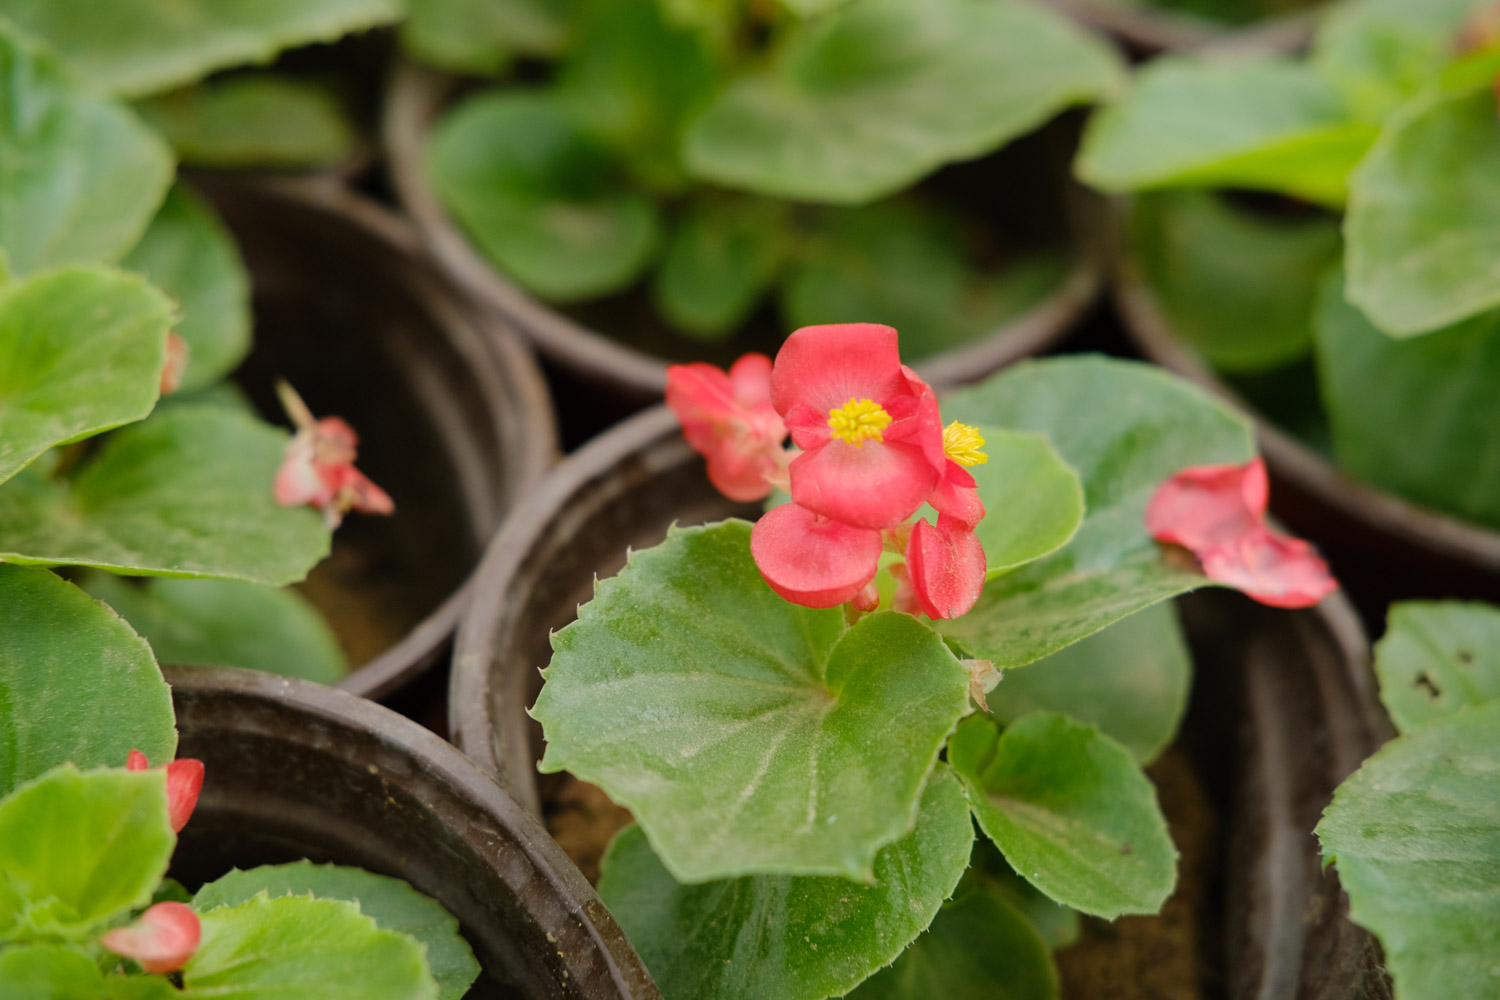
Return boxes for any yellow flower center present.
[943,421,987,467]
[828,398,892,447]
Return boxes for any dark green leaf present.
[653,196,788,340]
[964,838,1080,949]
[969,427,1084,576]
[400,0,573,74]
[0,945,107,999]
[1373,601,1500,733]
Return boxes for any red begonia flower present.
[126,750,204,834]
[904,515,987,620]
[102,902,201,974]
[666,354,787,502]
[273,381,395,530]
[1146,458,1336,608]
[158,332,189,395]
[750,502,881,608]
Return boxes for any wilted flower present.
[126,749,204,834]
[102,901,201,974]
[273,380,394,530]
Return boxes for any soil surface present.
[544,776,635,885]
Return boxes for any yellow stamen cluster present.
[828,397,892,447]
[943,421,988,467]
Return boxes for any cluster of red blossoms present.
[667,323,989,620]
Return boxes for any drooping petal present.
[1146,458,1268,551]
[1199,529,1337,609]
[905,516,987,620]
[102,902,201,974]
[750,502,881,608]
[927,461,985,530]
[769,323,908,417]
[164,759,205,833]
[789,439,940,529]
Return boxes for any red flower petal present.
[1199,529,1338,609]
[928,461,985,530]
[1146,458,1268,551]
[158,332,189,396]
[905,516,987,620]
[102,902,201,974]
[125,749,149,771]
[750,503,881,608]
[769,324,908,418]
[164,759,205,834]
[789,439,940,529]
[666,356,787,502]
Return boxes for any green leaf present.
[1127,189,1341,373]
[121,185,250,392]
[1316,702,1500,1000]
[779,198,1069,360]
[949,712,1177,918]
[597,765,974,1000]
[1345,84,1500,336]
[0,406,331,584]
[1313,268,1500,530]
[429,90,662,302]
[78,575,346,683]
[0,945,107,999]
[0,765,173,938]
[969,428,1083,577]
[399,0,573,74]
[845,885,1058,1000]
[193,861,478,1000]
[653,196,788,340]
[181,894,438,1000]
[938,357,1255,669]
[1076,57,1374,207]
[0,26,173,275]
[1372,601,1500,733]
[0,564,175,797]
[0,0,402,98]
[134,75,357,169]
[985,601,1191,765]
[963,838,1079,949]
[0,267,173,485]
[533,520,971,882]
[684,0,1123,203]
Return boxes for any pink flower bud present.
[102,902,201,973]
[125,750,204,834]
[272,381,394,530]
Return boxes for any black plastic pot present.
[1047,0,1325,55]
[165,665,659,999]
[193,176,557,701]
[449,404,1392,998]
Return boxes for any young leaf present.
[653,196,788,340]
[949,712,1177,918]
[193,861,478,1000]
[182,895,438,1000]
[122,185,251,392]
[0,26,173,275]
[532,520,971,883]
[0,945,107,999]
[683,0,1123,203]
[0,564,175,797]
[0,406,331,585]
[400,0,573,75]
[1373,601,1500,733]
[596,765,974,1000]
[1317,702,1500,1000]
[969,428,1084,577]
[938,357,1255,669]
[78,575,346,683]
[429,91,662,302]
[0,267,173,486]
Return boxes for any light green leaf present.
[1127,189,1341,373]
[0,27,173,275]
[969,428,1084,577]
[78,575,346,683]
[653,196,788,340]
[949,712,1177,918]
[400,0,573,74]
[1373,601,1500,733]
[597,765,974,1000]
[1076,57,1373,207]
[533,520,970,882]
[0,0,402,98]
[0,406,331,584]
[938,357,1255,669]
[780,0,854,15]
[134,75,357,169]
[429,90,661,302]
[0,945,107,999]
[0,267,173,485]
[684,0,1123,203]
[1316,702,1500,1000]
[122,185,250,392]
[0,564,175,797]
[0,765,173,938]
[194,861,478,1000]
[1313,268,1500,530]
[181,895,438,1000]
[985,601,1191,765]
[1345,84,1500,336]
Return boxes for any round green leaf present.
[194,861,478,1000]
[134,76,356,169]
[597,765,974,1000]
[949,712,1178,918]
[400,0,573,74]
[969,427,1083,577]
[1373,601,1500,734]
[1317,702,1500,1000]
[0,945,107,1000]
[533,520,971,883]
[684,0,1123,204]
[653,196,788,340]
[963,838,1080,949]
[0,266,173,485]
[0,564,175,797]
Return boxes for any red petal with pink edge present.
[1145,457,1268,551]
[770,324,908,417]
[895,366,948,471]
[784,402,833,452]
[905,516,987,620]
[790,439,940,529]
[102,902,201,974]
[750,503,881,608]
[928,461,985,530]
[1199,529,1337,609]
[126,749,149,770]
[164,758,205,833]
[667,358,787,502]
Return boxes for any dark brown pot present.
[1046,0,1324,55]
[192,176,557,701]
[164,665,659,999]
[382,62,1105,409]
[449,404,1392,998]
